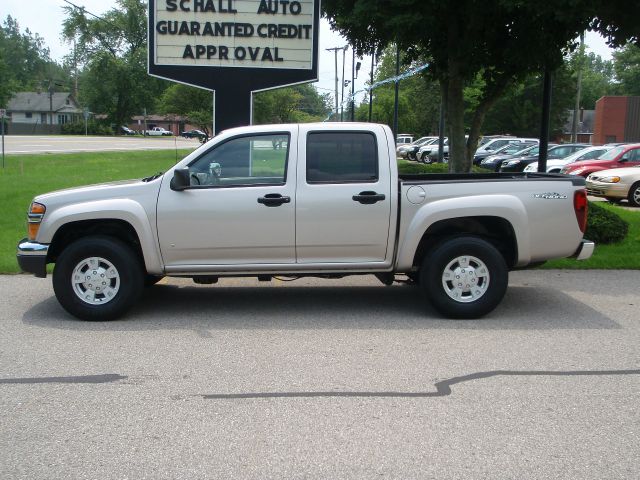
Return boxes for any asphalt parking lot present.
[1,270,639,479]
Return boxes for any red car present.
[562,144,640,177]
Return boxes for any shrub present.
[585,201,629,244]
[61,121,114,136]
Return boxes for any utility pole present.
[572,32,585,143]
[48,80,54,134]
[538,69,553,173]
[326,47,342,120]
[368,51,375,122]
[340,45,348,121]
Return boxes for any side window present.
[582,150,603,160]
[629,148,640,162]
[188,133,289,187]
[307,132,378,184]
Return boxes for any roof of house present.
[7,92,82,113]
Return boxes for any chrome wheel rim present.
[71,257,120,305]
[441,255,490,303]
[633,186,640,205]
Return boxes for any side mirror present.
[170,167,190,191]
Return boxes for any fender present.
[38,199,164,274]
[395,194,531,270]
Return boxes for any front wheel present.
[53,236,144,321]
[628,182,640,207]
[420,236,508,319]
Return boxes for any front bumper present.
[573,239,595,261]
[16,238,49,278]
[585,181,628,199]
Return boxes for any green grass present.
[1,150,191,273]
[542,202,640,269]
[2,152,637,273]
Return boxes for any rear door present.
[295,125,392,264]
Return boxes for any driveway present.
[1,270,639,479]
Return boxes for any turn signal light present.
[27,202,46,241]
[573,190,588,233]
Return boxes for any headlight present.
[599,176,621,183]
[28,202,46,241]
[504,160,520,166]
[524,164,536,172]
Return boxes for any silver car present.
[586,166,640,206]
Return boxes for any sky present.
[1,0,616,111]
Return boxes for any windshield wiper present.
[142,172,164,182]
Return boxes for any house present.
[6,92,84,134]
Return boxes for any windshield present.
[599,146,625,160]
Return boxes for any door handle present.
[352,191,386,204]
[258,193,291,207]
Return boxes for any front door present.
[156,131,296,267]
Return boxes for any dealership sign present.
[148,0,320,133]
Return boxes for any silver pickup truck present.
[17,123,593,321]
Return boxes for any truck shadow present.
[22,283,620,331]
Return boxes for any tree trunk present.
[446,68,470,173]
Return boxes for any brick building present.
[593,96,640,145]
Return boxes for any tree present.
[323,1,640,172]
[569,52,615,109]
[253,84,331,124]
[0,16,70,106]
[159,84,213,135]
[62,0,169,128]
[613,44,640,96]
[355,47,441,136]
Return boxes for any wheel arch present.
[411,216,519,270]
[46,218,159,274]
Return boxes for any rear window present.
[306,132,378,184]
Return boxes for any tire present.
[420,236,508,319]
[628,182,640,207]
[53,236,144,321]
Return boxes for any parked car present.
[474,141,537,166]
[16,122,593,321]
[418,138,450,163]
[121,126,136,135]
[403,137,439,160]
[523,146,614,173]
[145,127,173,136]
[396,134,414,145]
[181,129,207,140]
[586,166,640,206]
[500,144,590,172]
[480,144,542,171]
[474,137,522,157]
[562,144,640,177]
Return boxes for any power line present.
[61,0,106,22]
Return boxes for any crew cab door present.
[295,125,392,264]
[156,129,296,267]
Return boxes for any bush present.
[61,121,114,136]
[585,201,629,244]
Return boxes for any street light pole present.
[368,51,375,122]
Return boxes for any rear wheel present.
[420,236,508,319]
[628,182,640,207]
[53,236,144,321]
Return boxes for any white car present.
[523,146,614,173]
[586,165,640,206]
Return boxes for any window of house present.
[25,112,32,119]
[58,114,68,125]
[41,113,47,123]
[306,132,378,184]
